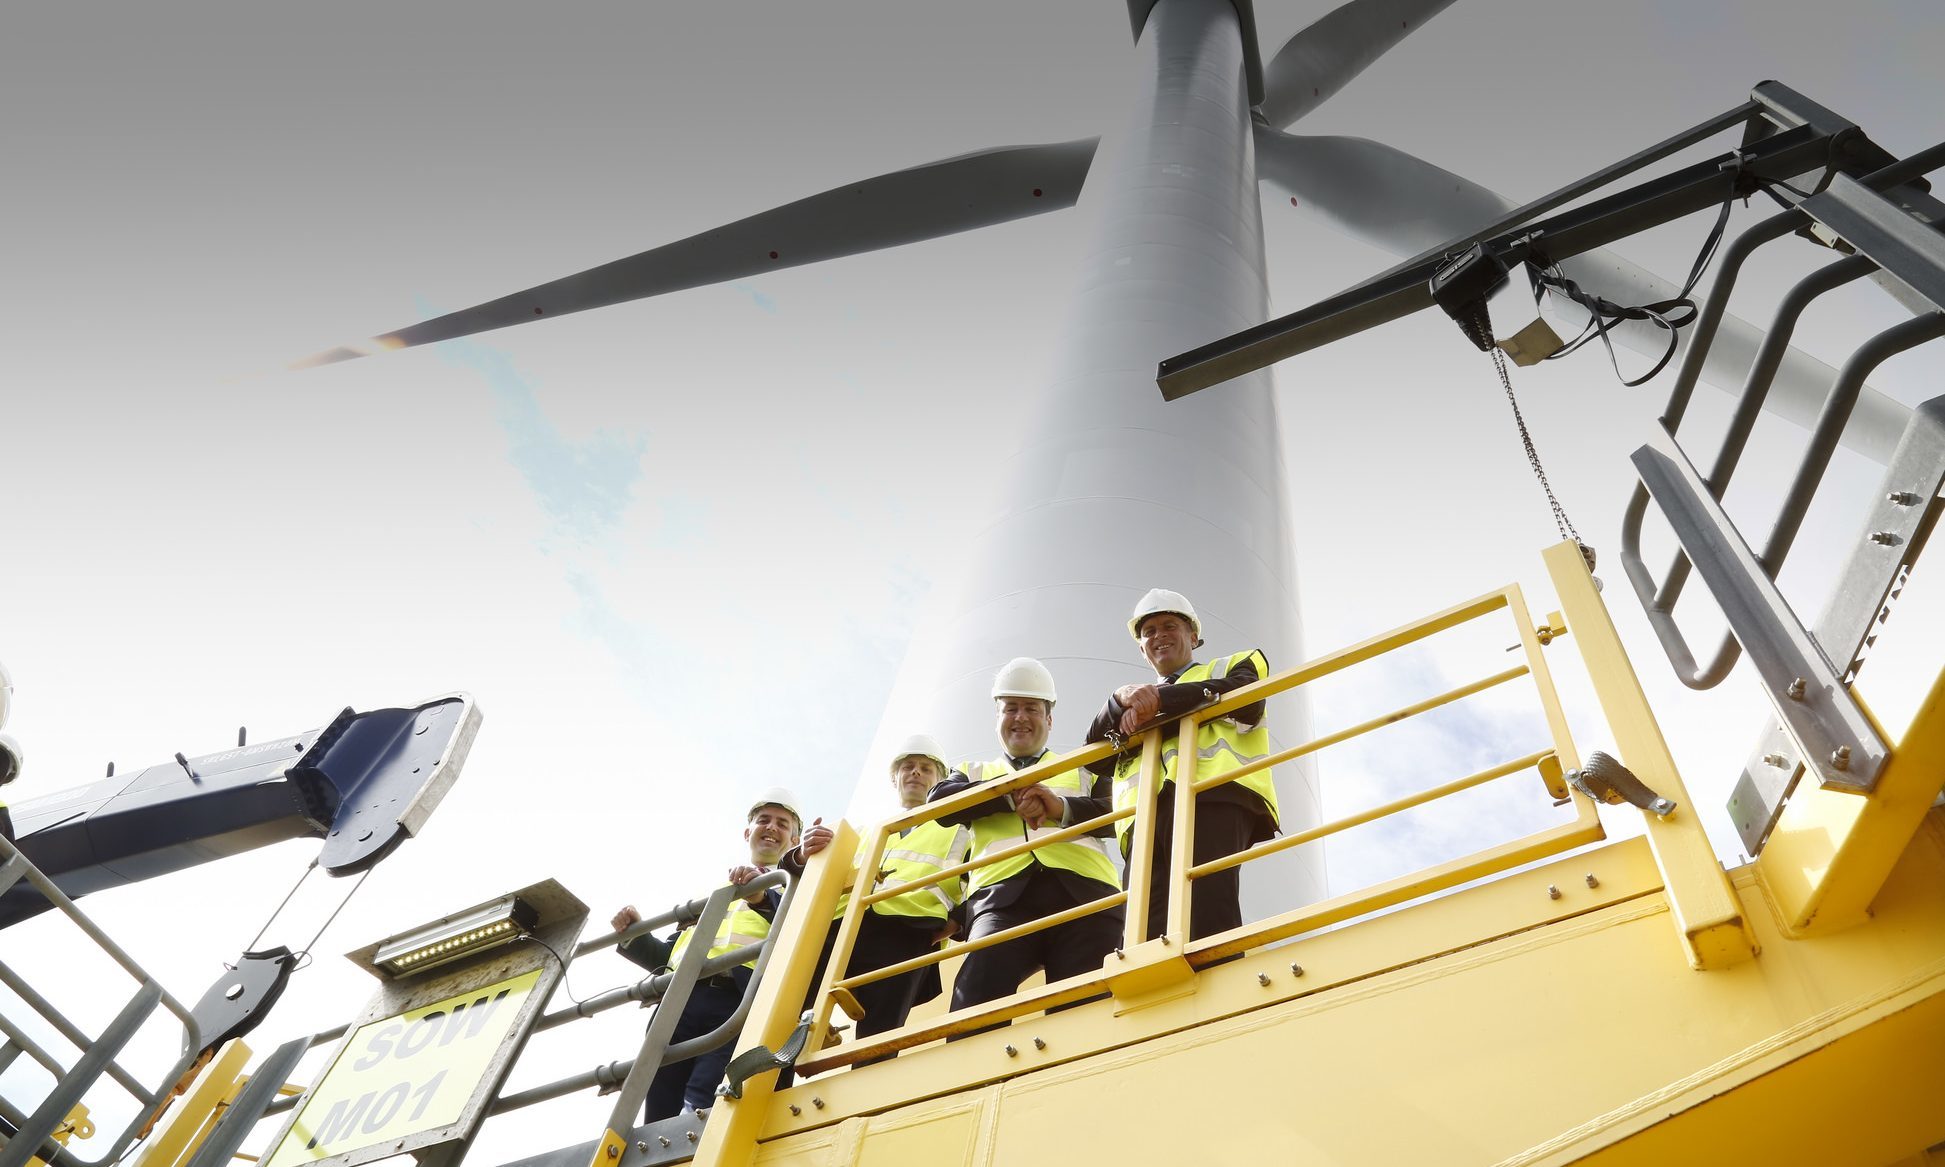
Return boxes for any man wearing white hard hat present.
[927,658,1123,1014]
[1078,589,1279,942]
[798,735,968,1053]
[610,788,833,1120]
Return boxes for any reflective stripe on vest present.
[669,895,771,970]
[959,756,1120,895]
[835,820,970,922]
[1112,650,1280,846]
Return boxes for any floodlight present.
[373,895,538,977]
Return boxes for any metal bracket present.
[185,948,298,1061]
[1729,395,1945,851]
[716,1017,814,1101]
[1629,428,1888,794]
[1567,752,1676,817]
[299,694,482,875]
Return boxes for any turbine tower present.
[298,0,1909,916]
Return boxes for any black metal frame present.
[1157,81,1945,854]
[1156,82,1927,400]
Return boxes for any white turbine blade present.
[1255,127,1911,461]
[1255,128,1507,255]
[1258,0,1458,128]
[294,137,1098,368]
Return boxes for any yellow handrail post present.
[1121,729,1165,954]
[806,823,891,1049]
[1166,712,1200,945]
[1541,540,1757,969]
[132,1041,253,1167]
[691,819,857,1167]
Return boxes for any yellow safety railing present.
[1173,582,1601,965]
[785,575,1611,1077]
[795,733,1134,1072]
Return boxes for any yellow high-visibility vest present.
[958,755,1120,895]
[1111,650,1279,848]
[837,819,970,922]
[669,893,772,971]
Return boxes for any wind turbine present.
[293,0,1904,913]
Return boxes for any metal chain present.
[1469,305,1589,557]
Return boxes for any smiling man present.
[1079,589,1280,943]
[794,734,967,1064]
[611,788,831,1121]
[927,658,1123,1017]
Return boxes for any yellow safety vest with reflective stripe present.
[1112,650,1279,848]
[836,819,970,922]
[668,894,771,971]
[959,755,1121,895]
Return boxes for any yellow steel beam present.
[756,837,1676,1149]
[692,819,857,1167]
[133,1041,252,1167]
[1757,663,1945,936]
[1542,539,1757,969]
[808,820,885,1047]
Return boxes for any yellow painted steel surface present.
[1542,540,1757,969]
[134,1041,254,1167]
[24,1105,93,1167]
[745,819,1945,1165]
[1757,662,1945,936]
[699,548,1945,1165]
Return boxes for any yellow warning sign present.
[266,969,542,1166]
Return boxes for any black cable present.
[1527,157,1764,387]
[1528,190,1731,386]
[239,859,318,960]
[519,933,638,1008]
[292,867,372,962]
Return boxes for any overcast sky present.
[4,1,1942,1158]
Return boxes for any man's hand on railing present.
[611,905,642,933]
[1115,683,1161,732]
[798,817,834,860]
[728,864,769,905]
[1013,783,1064,829]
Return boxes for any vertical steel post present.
[868,0,1323,915]
[1542,541,1755,969]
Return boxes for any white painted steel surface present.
[865,0,1326,912]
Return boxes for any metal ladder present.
[0,836,208,1167]
[1613,137,1945,851]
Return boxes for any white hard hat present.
[0,658,13,730]
[1128,588,1202,640]
[747,787,805,829]
[991,657,1057,706]
[888,734,948,777]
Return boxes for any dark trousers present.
[1137,794,1259,942]
[776,912,943,1084]
[644,973,748,1121]
[803,911,942,1039]
[949,870,1124,1016]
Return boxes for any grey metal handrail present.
[0,839,205,1167]
[1616,142,1945,816]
